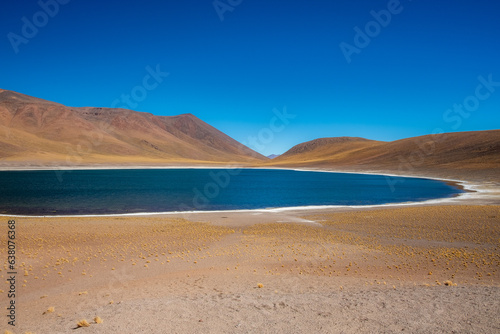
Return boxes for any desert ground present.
[1,169,499,334]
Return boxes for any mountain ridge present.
[268,130,500,181]
[1,89,499,183]
[0,90,266,165]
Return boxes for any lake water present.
[0,168,462,215]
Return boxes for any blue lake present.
[0,168,462,215]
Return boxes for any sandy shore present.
[1,167,500,333]
[1,204,499,333]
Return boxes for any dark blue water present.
[0,169,462,215]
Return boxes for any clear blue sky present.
[1,0,499,155]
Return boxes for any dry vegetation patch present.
[305,205,500,283]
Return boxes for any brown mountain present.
[1,89,499,181]
[274,137,385,163]
[0,89,266,166]
[269,131,500,181]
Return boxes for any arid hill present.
[275,137,385,163]
[268,131,500,181]
[0,89,266,166]
[1,89,499,181]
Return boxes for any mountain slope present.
[274,137,385,164]
[268,131,500,180]
[0,90,266,165]
[1,89,498,180]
